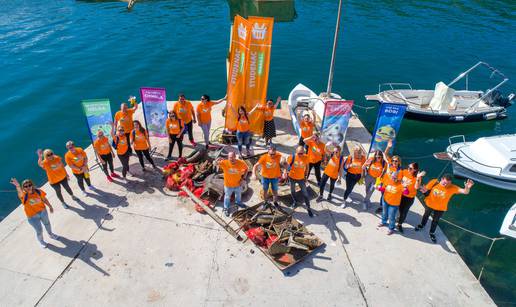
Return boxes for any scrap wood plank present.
[181,186,243,241]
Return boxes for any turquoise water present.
[1,0,514,303]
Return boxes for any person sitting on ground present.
[299,111,316,147]
[252,144,283,207]
[416,174,474,243]
[111,125,131,178]
[216,151,249,217]
[65,141,96,197]
[317,144,342,202]
[114,96,138,154]
[362,150,386,210]
[304,133,326,185]
[396,163,425,233]
[165,111,184,160]
[10,178,58,248]
[196,94,226,148]
[93,129,119,182]
[131,120,157,172]
[378,171,404,235]
[254,97,281,146]
[37,148,76,208]
[284,145,313,217]
[341,146,366,208]
[173,94,197,146]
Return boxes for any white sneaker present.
[49,234,59,240]
[340,203,346,209]
[82,190,88,197]
[88,185,96,191]
[39,241,48,248]
[345,197,353,203]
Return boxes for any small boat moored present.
[500,204,516,239]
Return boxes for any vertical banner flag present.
[225,15,252,131]
[81,99,113,143]
[321,100,354,148]
[245,16,274,134]
[140,87,167,138]
[369,102,407,153]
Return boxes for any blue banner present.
[81,98,113,143]
[369,102,407,153]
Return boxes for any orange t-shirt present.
[401,169,418,198]
[20,189,47,218]
[383,178,403,206]
[131,129,150,151]
[236,116,250,132]
[260,105,275,121]
[173,101,194,124]
[196,101,215,124]
[424,179,460,211]
[300,121,314,139]
[41,156,67,184]
[114,134,129,155]
[258,153,282,179]
[94,137,111,155]
[114,109,135,133]
[287,154,309,180]
[65,148,87,174]
[220,159,248,188]
[345,156,365,175]
[324,154,341,179]
[368,160,385,178]
[382,158,402,182]
[306,140,325,163]
[166,118,183,135]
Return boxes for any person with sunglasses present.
[165,111,185,160]
[10,178,58,248]
[396,163,425,233]
[284,145,313,217]
[37,148,76,208]
[173,94,197,146]
[196,94,226,148]
[299,111,316,147]
[111,124,131,178]
[316,145,343,202]
[131,120,157,171]
[377,171,404,235]
[114,96,138,154]
[304,133,326,185]
[252,144,283,207]
[65,141,95,197]
[341,146,366,208]
[93,129,119,182]
[362,150,386,210]
[376,140,403,213]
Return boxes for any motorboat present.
[500,204,516,239]
[446,134,516,191]
[365,62,514,122]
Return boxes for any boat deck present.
[0,101,494,306]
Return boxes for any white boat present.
[365,62,514,123]
[446,134,516,191]
[500,204,516,239]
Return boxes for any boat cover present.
[429,82,456,111]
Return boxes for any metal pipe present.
[326,0,344,97]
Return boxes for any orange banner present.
[225,15,252,131]
[245,16,274,135]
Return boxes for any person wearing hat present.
[10,178,58,248]
[37,148,76,208]
[253,144,283,206]
[65,140,95,197]
[114,96,138,154]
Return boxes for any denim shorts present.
[262,177,279,192]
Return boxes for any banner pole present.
[139,89,153,152]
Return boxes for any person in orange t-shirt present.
[173,94,197,146]
[253,145,283,206]
[165,111,185,160]
[131,120,157,171]
[114,96,138,154]
[93,129,118,182]
[10,178,58,248]
[416,174,474,242]
[299,112,316,146]
[341,146,366,208]
[235,106,253,157]
[317,145,342,202]
[396,163,425,233]
[362,150,386,209]
[217,151,248,217]
[251,97,281,146]
[378,172,404,235]
[38,148,75,208]
[65,141,95,196]
[111,124,131,178]
[283,146,313,216]
[196,94,226,148]
[303,133,326,185]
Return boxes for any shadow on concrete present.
[87,188,129,208]
[47,236,110,276]
[69,199,115,232]
[283,244,331,277]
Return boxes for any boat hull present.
[500,204,516,239]
[403,107,507,122]
[451,162,516,191]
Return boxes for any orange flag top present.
[246,16,274,135]
[225,15,252,131]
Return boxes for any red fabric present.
[245,227,266,247]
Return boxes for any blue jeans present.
[200,122,211,146]
[381,198,399,230]
[262,177,279,192]
[27,210,53,244]
[236,131,251,153]
[224,186,242,209]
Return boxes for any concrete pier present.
[0,101,493,306]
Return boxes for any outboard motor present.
[484,90,515,107]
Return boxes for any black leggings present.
[136,149,155,168]
[100,154,114,176]
[308,161,322,185]
[181,122,194,142]
[118,152,131,177]
[50,178,73,202]
[319,174,336,196]
[167,134,183,158]
[124,133,133,154]
[343,172,361,199]
[420,206,445,234]
[397,195,415,225]
[74,173,91,191]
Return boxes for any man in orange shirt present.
[65,141,95,197]
[93,129,118,182]
[196,94,225,148]
[303,133,326,185]
[253,145,283,207]
[173,94,197,146]
[284,146,313,217]
[317,145,342,202]
[416,174,474,242]
[217,151,248,217]
[114,97,138,154]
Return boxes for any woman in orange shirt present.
[303,133,326,185]
[378,172,404,235]
[196,94,226,148]
[299,112,315,147]
[362,150,386,209]
[93,129,118,182]
[316,145,342,202]
[111,125,131,178]
[37,148,75,208]
[165,111,185,160]
[131,120,157,171]
[10,178,58,247]
[341,146,366,208]
[236,106,252,157]
[396,163,425,232]
[254,97,281,146]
